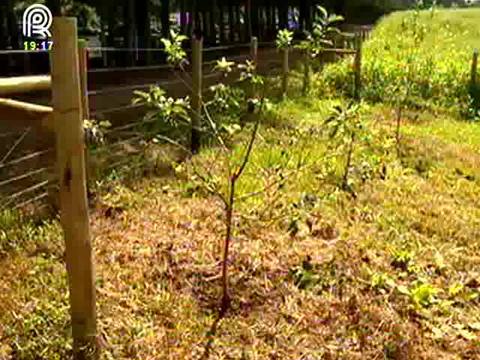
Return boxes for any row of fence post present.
[276,35,363,100]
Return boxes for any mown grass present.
[1,96,480,359]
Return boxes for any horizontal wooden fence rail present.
[0,75,51,96]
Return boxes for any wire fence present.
[0,29,370,217]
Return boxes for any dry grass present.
[1,99,480,359]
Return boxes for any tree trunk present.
[0,4,7,50]
[305,0,313,32]
[235,6,242,43]
[219,4,226,43]
[267,1,275,39]
[221,178,235,315]
[135,0,151,65]
[46,0,62,16]
[180,0,187,35]
[245,0,252,40]
[228,1,235,43]
[210,0,217,45]
[251,0,259,38]
[161,0,171,39]
[124,0,135,66]
[106,4,116,66]
[279,1,288,30]
[6,0,19,49]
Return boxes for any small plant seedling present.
[391,250,414,271]
[276,29,294,50]
[138,30,272,315]
[371,272,396,293]
[161,30,188,68]
[214,57,236,76]
[290,257,320,290]
[324,102,369,194]
[296,6,344,94]
[83,119,111,148]
[132,86,191,147]
[409,282,439,309]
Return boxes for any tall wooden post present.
[282,48,289,98]
[354,34,362,101]
[191,33,203,153]
[471,49,478,89]
[51,17,97,359]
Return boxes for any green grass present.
[321,8,480,113]
[2,97,480,358]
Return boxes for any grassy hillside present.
[322,8,480,113]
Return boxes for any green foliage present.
[324,102,367,143]
[83,119,111,148]
[133,86,191,144]
[238,60,264,88]
[161,30,188,67]
[214,57,235,76]
[409,282,439,308]
[324,102,371,190]
[296,6,344,59]
[391,249,414,271]
[207,83,243,115]
[275,29,294,50]
[289,257,339,293]
[320,8,480,114]
[371,272,396,292]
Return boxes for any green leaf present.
[316,5,328,20]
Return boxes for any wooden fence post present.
[191,34,203,154]
[282,48,289,98]
[354,34,362,101]
[251,36,258,65]
[51,17,97,359]
[471,49,478,89]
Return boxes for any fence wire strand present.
[0,166,52,188]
